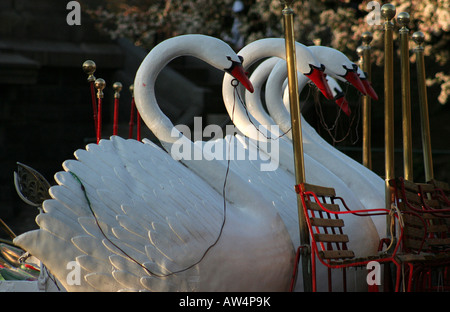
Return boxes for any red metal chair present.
[292,183,403,292]
[391,177,450,291]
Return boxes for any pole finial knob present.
[412,31,425,46]
[129,84,134,97]
[381,4,396,21]
[356,46,365,57]
[361,31,373,45]
[95,78,106,99]
[113,82,123,98]
[83,60,97,82]
[397,12,410,29]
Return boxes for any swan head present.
[289,41,333,100]
[304,63,334,100]
[224,55,254,93]
[308,46,367,96]
[194,36,253,93]
[356,67,379,101]
[340,63,368,96]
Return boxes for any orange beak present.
[305,64,334,100]
[361,78,378,100]
[335,94,351,116]
[343,69,367,96]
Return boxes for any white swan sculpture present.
[14,35,295,292]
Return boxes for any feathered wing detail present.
[14,136,225,291]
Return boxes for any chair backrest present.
[300,183,355,261]
[392,178,449,253]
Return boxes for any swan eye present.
[305,63,325,76]
[224,56,242,73]
[340,64,355,78]
[226,55,243,64]
[342,64,354,72]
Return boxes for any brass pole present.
[280,0,311,292]
[358,32,374,170]
[381,4,396,234]
[398,12,413,181]
[413,31,434,182]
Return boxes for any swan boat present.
[4,35,385,292]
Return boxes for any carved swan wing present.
[14,137,227,291]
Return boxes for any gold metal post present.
[413,31,434,182]
[358,32,373,170]
[280,0,311,292]
[398,12,413,181]
[382,4,396,236]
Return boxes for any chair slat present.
[404,226,426,240]
[319,250,355,260]
[302,183,336,197]
[306,201,340,212]
[310,217,344,228]
[427,237,450,246]
[403,238,425,251]
[314,233,349,243]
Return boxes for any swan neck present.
[134,36,216,149]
